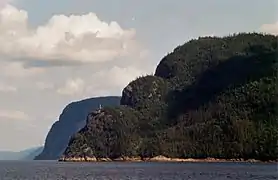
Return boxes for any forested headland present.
[61,33,278,162]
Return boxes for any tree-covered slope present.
[62,33,278,161]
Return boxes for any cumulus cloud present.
[260,21,278,35]
[0,4,143,67]
[0,3,151,98]
[201,34,215,37]
[0,0,12,8]
[36,82,54,90]
[91,66,144,89]
[55,66,146,97]
[0,109,29,121]
[57,78,85,95]
[1,61,44,78]
[0,3,152,150]
[85,66,145,97]
[0,82,17,92]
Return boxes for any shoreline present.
[58,155,277,163]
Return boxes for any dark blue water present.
[0,161,276,180]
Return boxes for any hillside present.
[35,96,121,160]
[0,147,43,160]
[62,33,278,162]
[22,147,44,160]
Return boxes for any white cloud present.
[0,3,153,151]
[0,109,29,121]
[0,0,12,8]
[0,4,142,67]
[260,21,278,35]
[1,61,44,78]
[0,82,16,92]
[57,78,85,95]
[201,34,215,37]
[55,66,147,97]
[36,82,54,90]
[92,66,143,89]
[82,66,145,97]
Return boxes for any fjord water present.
[0,161,276,180]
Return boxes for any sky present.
[0,0,277,151]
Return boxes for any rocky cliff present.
[35,96,120,160]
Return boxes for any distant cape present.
[35,96,121,160]
[0,146,43,160]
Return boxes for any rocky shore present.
[58,155,274,163]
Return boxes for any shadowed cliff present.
[35,96,120,160]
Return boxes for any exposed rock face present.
[58,155,263,163]
[59,156,97,162]
[35,96,120,160]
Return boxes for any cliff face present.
[62,33,278,161]
[35,96,120,160]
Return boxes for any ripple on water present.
[0,161,276,180]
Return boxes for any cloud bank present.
[260,21,278,35]
[0,3,151,95]
[0,4,144,67]
[0,3,152,150]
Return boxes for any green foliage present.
[64,33,278,161]
[121,75,169,109]
[65,106,140,159]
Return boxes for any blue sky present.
[17,0,278,62]
[0,0,277,151]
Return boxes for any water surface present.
[0,161,276,180]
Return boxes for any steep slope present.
[62,33,278,161]
[35,96,120,160]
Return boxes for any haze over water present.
[0,161,276,180]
